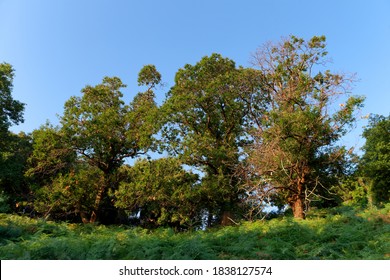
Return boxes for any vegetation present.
[0,205,388,260]
[245,36,364,219]
[0,62,24,139]
[115,157,202,229]
[0,35,389,260]
[59,73,160,223]
[360,114,390,205]
[161,54,263,226]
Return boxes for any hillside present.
[1,205,389,260]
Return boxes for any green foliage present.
[24,123,81,219]
[0,63,29,210]
[0,205,388,259]
[127,88,160,152]
[0,62,25,140]
[138,64,162,88]
[32,165,104,222]
[26,123,75,182]
[60,73,160,175]
[61,76,132,173]
[115,157,201,229]
[335,177,370,206]
[361,114,390,205]
[59,72,161,223]
[0,191,11,213]
[162,54,263,224]
[0,132,32,203]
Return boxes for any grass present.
[0,204,389,260]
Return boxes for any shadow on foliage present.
[0,206,388,260]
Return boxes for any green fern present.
[0,205,388,260]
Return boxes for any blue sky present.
[1,0,389,152]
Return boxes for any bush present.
[0,191,11,213]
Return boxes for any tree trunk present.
[291,196,305,219]
[80,210,90,224]
[290,171,307,219]
[76,202,89,224]
[221,210,233,226]
[206,211,213,228]
[89,181,107,223]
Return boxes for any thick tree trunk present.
[89,175,109,223]
[90,186,105,223]
[76,202,89,224]
[290,196,305,219]
[290,171,307,219]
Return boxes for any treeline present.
[1,36,388,230]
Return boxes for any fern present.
[0,205,388,260]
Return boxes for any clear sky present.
[1,0,389,152]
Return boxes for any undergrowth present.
[0,205,389,260]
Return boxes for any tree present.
[161,54,262,225]
[60,68,161,223]
[0,132,32,211]
[0,62,27,211]
[33,164,105,222]
[0,62,24,141]
[25,123,78,219]
[246,36,364,219]
[26,123,76,183]
[115,157,201,230]
[361,114,390,205]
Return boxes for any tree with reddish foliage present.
[245,36,364,219]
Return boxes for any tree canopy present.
[361,114,390,205]
[0,62,24,139]
[245,36,364,218]
[0,62,28,211]
[115,157,201,229]
[162,54,264,225]
[58,67,162,223]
